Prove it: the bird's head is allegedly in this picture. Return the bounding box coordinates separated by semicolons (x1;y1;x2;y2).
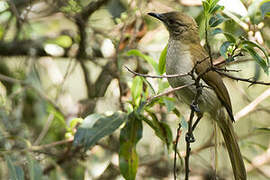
148;12;199;40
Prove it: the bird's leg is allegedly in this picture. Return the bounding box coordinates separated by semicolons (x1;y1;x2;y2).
192;112;203;131
186;101;201;143
190;100;200;113
185;132;195;143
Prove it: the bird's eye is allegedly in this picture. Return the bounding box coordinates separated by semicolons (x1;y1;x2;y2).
175;21;186;27
167;19;174;25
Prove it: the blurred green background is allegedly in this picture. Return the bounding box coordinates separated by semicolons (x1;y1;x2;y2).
0;0;270;179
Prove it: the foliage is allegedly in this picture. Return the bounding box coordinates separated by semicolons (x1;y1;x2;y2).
73;112;127;150
0;0;269;179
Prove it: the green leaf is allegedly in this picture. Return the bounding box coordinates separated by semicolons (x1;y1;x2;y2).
180;117;188;130
61;0;81;13
69;117;83;129
211;28;236;43
47;104;66;127
223;32;237;43
254;127;270;133
126;49;159;73
209;14;226;27
211;28;223;35
27;156;43;180
5;155;25;180
55;35;72;48
209;4;224;14
246;141;268;151
158;79;170;93
73;112;127;150
220;41;232;57
162;97;175;112
241;40;269;65
202;1;210;13
158;45;167;75
243;46;269;74
209;0;219;7
47;35;73;48
119;112;142;180
260;1;270;18
131;76;143;106
119;142;139;180
142;78;156;95
172;108;181;117
142;112;172;149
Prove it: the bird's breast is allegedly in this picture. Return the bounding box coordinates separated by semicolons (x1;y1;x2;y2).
166;40;194;86
166;40;193;75
166;39;221;113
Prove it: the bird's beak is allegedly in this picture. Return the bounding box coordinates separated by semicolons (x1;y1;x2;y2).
148;12;165;22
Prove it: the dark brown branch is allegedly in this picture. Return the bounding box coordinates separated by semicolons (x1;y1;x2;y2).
215;70;270;85
76;0;110;21
0;41;47;56
74;0;110;98
184;68;203;180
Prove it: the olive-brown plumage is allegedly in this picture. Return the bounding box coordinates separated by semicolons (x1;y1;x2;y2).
148;12;246;180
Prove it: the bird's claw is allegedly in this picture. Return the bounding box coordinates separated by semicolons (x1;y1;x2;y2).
190;102;200;112
185;133;195;143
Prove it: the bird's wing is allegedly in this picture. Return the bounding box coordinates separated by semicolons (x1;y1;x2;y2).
191;44;235;122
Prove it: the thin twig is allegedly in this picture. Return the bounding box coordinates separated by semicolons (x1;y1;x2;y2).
246;148;270;177
125;66;189;78
33;113;55;146
174;123;182;180
213;67;241;72
147;83;195;103
216;70;270;85
31;138;73;151
235;87;270;121
0;73;65;116
0;74;24;84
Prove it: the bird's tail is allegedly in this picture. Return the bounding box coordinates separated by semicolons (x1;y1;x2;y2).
216;111;246;180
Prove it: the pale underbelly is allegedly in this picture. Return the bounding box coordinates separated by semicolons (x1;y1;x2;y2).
167;73;221;114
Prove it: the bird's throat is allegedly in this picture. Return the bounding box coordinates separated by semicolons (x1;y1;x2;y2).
166;39;194;76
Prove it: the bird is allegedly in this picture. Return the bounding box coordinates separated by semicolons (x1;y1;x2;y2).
148;11;246;180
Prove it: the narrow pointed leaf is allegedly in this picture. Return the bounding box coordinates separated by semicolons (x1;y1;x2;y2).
243;46;269;74
203;1;210;13
220;41;232;57
119;112;142;180
241;40;269;64
27;156;43;180
209;14;226;27
5;155;24;180
126;49;159;73
145;112;173;149
162;97;175;112
223;32;236;43
211;28;223;35
210;4;224;14
73;112;127;150
131;76;143;105
158;45;167;75
260;1;270;18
